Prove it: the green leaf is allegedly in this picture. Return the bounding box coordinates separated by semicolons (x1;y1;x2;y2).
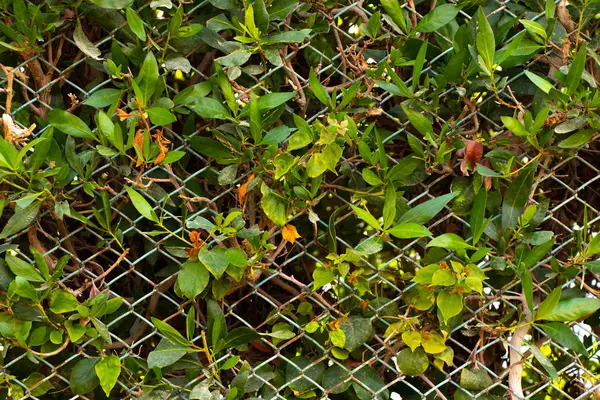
95;355;121;397
501;116;529;137
415;4;458;33
126;8;146;41
535;287;562;321
198;247;229;279
148;338;188;368
396;348;428;376
225;247;248;267
90;0;133;8
193;97;230;119
24;372;54;396
49;290;79;313
65;320;87;342
412;41;427;92
401;104;437;147
147;107;176;126
355;236;383;256
558;129;595;148
261;125;291;145
261;184;287;227
521;238;554;269
329;329;346;348
254;92;296;110
13;276;38;300
70;358;100;394
476;7;495;69
387;223;431;239
309;68;332;109
189;137;235;162
539;322;588;356
288;121;311;150
427;233;474;251
125;186;159;222
402;331;421;351
151;317;191;346
220;355;240;369
542;298;600;322
313;267;335;291
383;184;396;230
207;299;227;346
350;205;381;230
432;269;456;286
254;0;269;31
398;192;457;224
73;20;102;60
525;70;554;93
286;356;325;392
263;29;311;44
269;0;298;21
518;264;534;312
381;0;407;33
177;260;210;299
186;307;195;341
460;367;493;390
5;254;44;282
470;189;487;244
565;43;586;95
48;109;96;140
587;232;600;257
502;164;535;230
528;342;559;381
362;168;383;186
249;93;262;143
421;331;446;354
340;317;373;352
353;366;389;400
498;31;526;64
413;263;440;285
85;89;122;108
216;49;252;67
323;364;352;394
437;291;463;321
135;52;159;105
217;327;258;352
519;20;547;42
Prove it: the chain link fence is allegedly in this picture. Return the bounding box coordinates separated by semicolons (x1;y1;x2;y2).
1;0;600;398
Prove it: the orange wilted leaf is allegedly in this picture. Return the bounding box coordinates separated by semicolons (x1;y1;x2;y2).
328;319;341;330
133;129;145;167
152;129;170;165
238;173;255;204
282;224;301;243
460;139;483;176
116;108;136;121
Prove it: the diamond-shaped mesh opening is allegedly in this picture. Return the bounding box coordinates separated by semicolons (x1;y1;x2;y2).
2;0;600;398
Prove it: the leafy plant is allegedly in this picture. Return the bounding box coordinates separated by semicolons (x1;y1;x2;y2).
1;0;600;398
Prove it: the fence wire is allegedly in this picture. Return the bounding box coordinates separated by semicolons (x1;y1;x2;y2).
1;0;600;399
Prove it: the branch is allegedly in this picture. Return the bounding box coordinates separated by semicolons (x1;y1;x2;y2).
508;293;532;400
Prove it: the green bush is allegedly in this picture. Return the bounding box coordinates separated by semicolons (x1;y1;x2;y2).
1;0;600;398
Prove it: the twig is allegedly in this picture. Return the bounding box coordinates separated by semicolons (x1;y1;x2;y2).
421;375;448;400
27;337;71;357
74;249;130;296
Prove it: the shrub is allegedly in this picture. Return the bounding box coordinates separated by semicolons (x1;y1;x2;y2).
1;0;600;398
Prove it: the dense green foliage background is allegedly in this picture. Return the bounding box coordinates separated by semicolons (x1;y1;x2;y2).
1;0;600;398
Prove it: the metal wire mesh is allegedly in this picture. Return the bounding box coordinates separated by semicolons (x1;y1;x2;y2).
1;0;600;399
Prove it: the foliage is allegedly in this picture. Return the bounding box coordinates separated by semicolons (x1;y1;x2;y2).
1;0;600;398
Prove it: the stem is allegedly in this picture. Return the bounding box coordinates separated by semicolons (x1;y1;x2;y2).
575;3;586;50
508;293;532;400
161;32;171;64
